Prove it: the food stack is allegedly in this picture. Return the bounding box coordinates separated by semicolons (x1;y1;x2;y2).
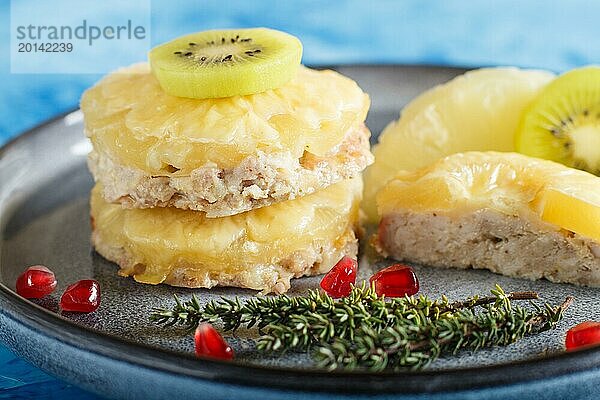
82;28;373;293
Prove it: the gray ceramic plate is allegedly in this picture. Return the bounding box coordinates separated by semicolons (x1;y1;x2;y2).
1;66;599;400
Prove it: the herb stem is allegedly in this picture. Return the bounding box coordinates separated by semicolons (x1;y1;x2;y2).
447;290;539;310
150;285;573;371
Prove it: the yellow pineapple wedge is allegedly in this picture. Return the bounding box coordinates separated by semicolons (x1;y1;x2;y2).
364;68;554;222
90;177;362;294
376;152;600;286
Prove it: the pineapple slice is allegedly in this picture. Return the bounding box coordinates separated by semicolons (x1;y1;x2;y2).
377;151;600;242
91;177;362;291
364;68;554;222
538;187;600;243
81;63;369;175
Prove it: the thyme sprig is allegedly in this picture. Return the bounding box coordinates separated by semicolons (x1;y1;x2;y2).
150;284;572;371
314;295;573;371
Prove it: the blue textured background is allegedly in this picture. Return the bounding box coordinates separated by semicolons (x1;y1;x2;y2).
1;0;599;398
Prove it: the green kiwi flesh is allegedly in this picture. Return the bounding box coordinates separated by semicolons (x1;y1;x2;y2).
149;28;302;99
516;66;600;174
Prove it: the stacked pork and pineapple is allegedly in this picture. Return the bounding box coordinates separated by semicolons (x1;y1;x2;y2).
83;27;600;291
83;29;372;293
367;67;600;287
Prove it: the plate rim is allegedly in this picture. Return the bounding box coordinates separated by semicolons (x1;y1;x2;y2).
3;280;600;395
1;67;600;395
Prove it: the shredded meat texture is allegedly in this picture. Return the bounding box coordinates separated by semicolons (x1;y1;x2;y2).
88;124;372;217
377;209;600;287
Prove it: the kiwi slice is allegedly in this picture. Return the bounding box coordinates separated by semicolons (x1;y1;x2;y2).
515;66;600;174
149;28;302;99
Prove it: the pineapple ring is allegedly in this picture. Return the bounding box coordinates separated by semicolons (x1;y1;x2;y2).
363;68;554;222
90;178;362;293
377;151;600;243
81;63;369;175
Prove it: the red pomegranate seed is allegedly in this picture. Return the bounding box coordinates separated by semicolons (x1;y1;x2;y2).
369;263;419;297
195;323;234;360
60;280;101;313
565;321;600;350
16;265;57;299
320;256;357;298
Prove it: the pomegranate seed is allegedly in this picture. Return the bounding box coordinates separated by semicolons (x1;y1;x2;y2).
16;265;57;299
320;256;357;298
565;321;600;350
60;280;101;313
195;323;234;360
369;263;419;297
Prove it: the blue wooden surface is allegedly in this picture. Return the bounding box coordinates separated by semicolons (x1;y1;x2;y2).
1;0;599;398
